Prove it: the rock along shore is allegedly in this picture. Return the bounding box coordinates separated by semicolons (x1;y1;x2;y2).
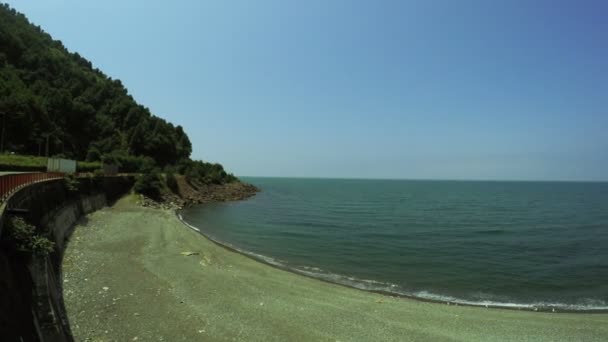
139;177;259;210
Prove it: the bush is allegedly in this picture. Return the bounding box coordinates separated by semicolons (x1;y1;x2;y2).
225;173;237;183
64;174;80;192
134;170;163;200
77;160;102;172
30;236;55;255
102;152;155;173
166;172;178;194
7;217;35;250
6;217;55;255
179;159;237;185
163;164;177;174
85;146;102;162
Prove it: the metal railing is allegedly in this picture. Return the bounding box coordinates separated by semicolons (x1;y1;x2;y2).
0;172;65;202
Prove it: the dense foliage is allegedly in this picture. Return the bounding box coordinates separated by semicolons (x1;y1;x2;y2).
6;216;55;255
0;4;191;166
178;159;237;185
134;170;164;200
0;4;240;189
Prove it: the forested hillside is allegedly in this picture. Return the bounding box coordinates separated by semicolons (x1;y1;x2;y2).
0;4;243;189
0;3;190;166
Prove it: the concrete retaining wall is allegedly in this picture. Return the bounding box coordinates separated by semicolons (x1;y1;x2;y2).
0;176;134;342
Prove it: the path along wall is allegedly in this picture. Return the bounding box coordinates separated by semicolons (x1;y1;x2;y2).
0;176;134;342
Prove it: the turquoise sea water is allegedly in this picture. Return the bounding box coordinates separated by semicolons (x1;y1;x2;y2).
180;178;608;311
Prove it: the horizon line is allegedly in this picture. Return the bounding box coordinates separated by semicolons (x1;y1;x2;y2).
238;175;608;183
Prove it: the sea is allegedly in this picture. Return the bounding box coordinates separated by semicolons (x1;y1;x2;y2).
179;177;608;312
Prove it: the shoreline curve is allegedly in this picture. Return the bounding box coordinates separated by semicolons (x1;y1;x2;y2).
175;211;608;314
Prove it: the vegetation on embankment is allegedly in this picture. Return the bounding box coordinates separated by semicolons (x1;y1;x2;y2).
134;168;258;208
0;153;100;172
0;151;257;208
4;216;54;255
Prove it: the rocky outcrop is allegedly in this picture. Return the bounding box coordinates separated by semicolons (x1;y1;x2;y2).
175;176;259;206
137;176;259;210
138;175;259;210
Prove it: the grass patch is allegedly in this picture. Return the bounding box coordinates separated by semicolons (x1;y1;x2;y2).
76;160;102;172
0;154;47;171
0;154;101;172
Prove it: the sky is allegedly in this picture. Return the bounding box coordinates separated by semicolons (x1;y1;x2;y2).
7;0;608;181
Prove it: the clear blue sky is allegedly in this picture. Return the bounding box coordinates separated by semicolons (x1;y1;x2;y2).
8;0;608;181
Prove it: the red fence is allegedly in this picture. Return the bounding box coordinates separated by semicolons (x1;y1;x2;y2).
0;172;65;202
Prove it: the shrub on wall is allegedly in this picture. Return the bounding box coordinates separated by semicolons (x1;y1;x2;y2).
64;175;80;193
6;217;55;255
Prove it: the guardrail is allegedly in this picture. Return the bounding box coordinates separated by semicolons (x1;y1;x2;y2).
0;172;65;202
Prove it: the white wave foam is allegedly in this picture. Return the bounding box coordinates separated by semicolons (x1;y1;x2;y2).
177;213;200;232
413;291;608;311
292;267;400;293
286;268;608;311
238;249;286;267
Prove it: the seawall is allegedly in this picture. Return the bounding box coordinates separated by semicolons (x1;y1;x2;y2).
0;176;134;342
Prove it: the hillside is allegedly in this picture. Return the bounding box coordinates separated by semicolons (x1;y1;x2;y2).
0;4;191;166
0;4;249;194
